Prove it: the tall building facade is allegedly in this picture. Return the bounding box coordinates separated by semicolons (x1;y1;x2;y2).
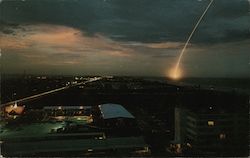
174;105;248;156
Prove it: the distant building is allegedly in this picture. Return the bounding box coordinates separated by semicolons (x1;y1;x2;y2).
172;105;248;156
4;103;25;115
43;106;91;116
1;104;150;157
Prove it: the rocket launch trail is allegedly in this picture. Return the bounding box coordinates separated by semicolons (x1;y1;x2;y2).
170;0;214;79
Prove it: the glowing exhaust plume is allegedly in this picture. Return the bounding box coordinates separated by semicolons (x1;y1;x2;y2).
170;0;214;80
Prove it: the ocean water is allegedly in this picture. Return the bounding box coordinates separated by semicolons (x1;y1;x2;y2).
184;78;250;94
145;77;250;95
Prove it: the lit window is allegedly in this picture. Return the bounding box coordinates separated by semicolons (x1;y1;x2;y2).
186;143;192;148
219;133;226;139
87;149;93;152
208;121;214;126
176;144;182;154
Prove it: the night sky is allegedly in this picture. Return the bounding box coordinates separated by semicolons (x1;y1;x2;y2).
0;0;250;77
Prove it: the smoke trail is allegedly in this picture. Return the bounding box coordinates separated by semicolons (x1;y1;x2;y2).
172;0;214;79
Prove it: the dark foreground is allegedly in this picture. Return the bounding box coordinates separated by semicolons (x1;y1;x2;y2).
0;75;249;157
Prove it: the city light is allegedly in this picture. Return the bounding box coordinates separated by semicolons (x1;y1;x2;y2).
208;121;215;126
219;133;226;139
87;149;93;152
14;102;17;108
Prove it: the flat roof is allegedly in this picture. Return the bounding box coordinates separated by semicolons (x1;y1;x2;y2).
99;104;135;119
2;136;148;156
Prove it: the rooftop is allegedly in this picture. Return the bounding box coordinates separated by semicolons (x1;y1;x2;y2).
99;103;135;119
2;136;148;156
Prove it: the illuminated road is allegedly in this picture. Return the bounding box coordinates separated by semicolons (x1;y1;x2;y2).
0;77;102;107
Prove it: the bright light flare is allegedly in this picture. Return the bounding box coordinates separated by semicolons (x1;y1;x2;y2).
169;67;182;80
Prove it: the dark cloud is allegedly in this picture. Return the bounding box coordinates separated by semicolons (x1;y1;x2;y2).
1;0;249;43
151;54;176;58
0;0;249;77
48;52;83;60
1;28;14;34
0;20;19;34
